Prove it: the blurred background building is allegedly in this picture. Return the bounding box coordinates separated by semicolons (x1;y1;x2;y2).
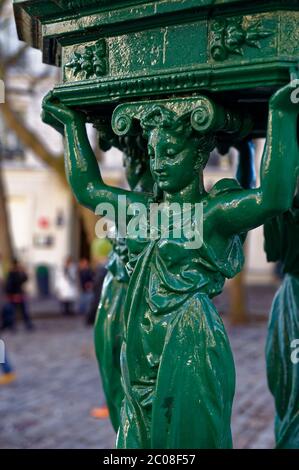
0;0;282;450
0;1;274;298
0;0;126;294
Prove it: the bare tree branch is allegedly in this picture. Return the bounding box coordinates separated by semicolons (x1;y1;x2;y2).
0;98;66;182
29;70;53;90
0;0;99;255
4;44;28;68
0;0;7;17
0;155;15;265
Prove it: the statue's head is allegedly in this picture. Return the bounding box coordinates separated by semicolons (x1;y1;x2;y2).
140;106;215;194
111;95;247;195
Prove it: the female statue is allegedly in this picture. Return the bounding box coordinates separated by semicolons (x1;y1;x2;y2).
41;110;154;432
94;134;153;432
42;77;299;449
264;184;299;448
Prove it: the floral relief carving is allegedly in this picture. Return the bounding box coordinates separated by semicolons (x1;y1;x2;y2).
210;17;274;61
65;39;108;80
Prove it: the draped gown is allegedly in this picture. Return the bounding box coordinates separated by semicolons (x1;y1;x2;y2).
265;204;299;448
94;238;128;432
117;179;245;449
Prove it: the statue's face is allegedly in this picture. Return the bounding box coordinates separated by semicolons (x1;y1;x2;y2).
148;127;198;193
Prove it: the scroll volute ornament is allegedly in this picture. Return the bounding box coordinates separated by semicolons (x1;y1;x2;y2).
112;95;252;140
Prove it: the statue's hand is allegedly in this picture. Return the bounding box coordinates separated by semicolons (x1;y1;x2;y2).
41;91;85;127
270;67;299;112
41;95;64;136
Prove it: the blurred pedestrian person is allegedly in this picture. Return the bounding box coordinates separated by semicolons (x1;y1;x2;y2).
0;303;15;331
55;256;78;316
0;258;14;332
86;258;107;325
4;259;34;331
0;254;4;284
78;258;94;316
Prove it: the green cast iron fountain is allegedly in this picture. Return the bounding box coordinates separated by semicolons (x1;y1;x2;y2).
13;0;299;448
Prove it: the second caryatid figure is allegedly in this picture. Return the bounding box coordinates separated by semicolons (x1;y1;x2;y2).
93;130;153;432
264;180;299;449
42;76;299;449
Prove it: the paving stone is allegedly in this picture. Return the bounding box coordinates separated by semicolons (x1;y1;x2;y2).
0;310;277;449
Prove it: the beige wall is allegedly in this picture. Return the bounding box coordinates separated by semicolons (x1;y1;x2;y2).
4;166;73;294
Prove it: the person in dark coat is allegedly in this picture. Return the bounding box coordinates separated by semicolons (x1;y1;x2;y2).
85;261;107;325
4;259;34;331
78;258;94;316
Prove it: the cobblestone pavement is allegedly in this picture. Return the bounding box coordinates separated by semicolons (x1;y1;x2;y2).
228;323;275;449
0;291;276;449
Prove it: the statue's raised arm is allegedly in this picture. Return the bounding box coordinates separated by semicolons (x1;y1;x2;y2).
208;75;299;235
42;92;150;217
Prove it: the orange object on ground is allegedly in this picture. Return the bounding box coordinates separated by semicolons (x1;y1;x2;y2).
90;406;109;419
0;372;17;385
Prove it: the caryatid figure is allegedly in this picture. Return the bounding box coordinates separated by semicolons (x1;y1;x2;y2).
265;182;299;449
42;76;299;448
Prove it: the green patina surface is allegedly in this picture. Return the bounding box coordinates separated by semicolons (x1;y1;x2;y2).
13;0;299;449
40;84;299;448
13;1;299;111
264;197;299;449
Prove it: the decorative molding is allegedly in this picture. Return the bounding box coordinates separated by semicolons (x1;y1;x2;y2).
98;72;208;100
65;39;108;80
210;17;274;61
56;63;289;107
54;0;103;8
111;96;248;138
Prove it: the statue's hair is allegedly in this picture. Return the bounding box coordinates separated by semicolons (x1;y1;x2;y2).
94;116;149;177
140;105;216;169
118;135;149;177
141;106;189;136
